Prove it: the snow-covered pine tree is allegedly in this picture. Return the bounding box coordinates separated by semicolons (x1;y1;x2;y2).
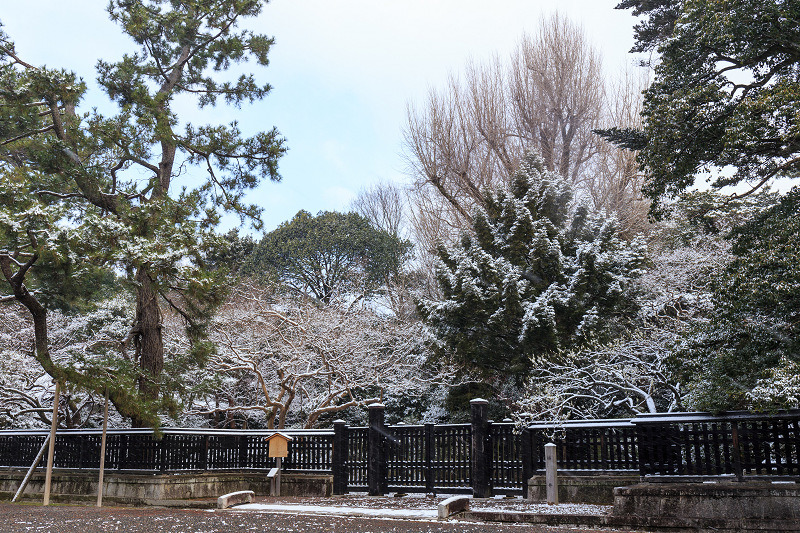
420;151;646;386
0;2;285;427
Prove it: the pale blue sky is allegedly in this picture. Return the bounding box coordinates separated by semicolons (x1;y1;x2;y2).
1;0;640;233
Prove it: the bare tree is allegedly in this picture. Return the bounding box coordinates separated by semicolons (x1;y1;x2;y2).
403;13;613;263
194;283;449;428
588;68;651;237
351;181;407;239
518;332;685;422
508;14;605;186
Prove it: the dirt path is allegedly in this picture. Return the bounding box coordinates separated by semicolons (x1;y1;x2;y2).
0;503;638;533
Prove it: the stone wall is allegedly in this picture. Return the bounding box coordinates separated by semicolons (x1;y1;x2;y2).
611;481;800;532
0;469;332;504
527;472;640;504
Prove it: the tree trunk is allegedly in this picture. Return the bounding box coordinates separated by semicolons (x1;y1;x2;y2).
132;267;164;427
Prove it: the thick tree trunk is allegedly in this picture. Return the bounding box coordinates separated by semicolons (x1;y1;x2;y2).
133;267;164;427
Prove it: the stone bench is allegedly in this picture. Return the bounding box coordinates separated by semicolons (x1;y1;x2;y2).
217;490;254;509
438;495;470;519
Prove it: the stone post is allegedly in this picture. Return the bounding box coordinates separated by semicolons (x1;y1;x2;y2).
545;442;558;505
470;398;490;498
368;404;386;496
332;420;348;495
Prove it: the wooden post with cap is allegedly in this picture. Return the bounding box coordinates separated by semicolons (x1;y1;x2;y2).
265;432;292;497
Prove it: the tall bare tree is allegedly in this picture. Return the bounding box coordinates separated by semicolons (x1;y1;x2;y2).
588;68;651;238
351;181;407;239
508;14;605;186
403;13;609;257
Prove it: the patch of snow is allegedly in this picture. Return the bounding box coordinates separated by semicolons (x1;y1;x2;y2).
232;503;439;520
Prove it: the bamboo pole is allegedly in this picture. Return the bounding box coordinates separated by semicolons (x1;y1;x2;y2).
96;388;110;507
12;435;50;503
43;380;61;506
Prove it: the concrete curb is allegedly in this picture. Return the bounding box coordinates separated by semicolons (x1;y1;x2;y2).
460;511;800;532
463;511;607;527
217;491;254;509
437;495;470;520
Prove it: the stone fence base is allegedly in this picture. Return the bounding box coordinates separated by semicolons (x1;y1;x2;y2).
527;471;640;504
611;481;800;532
0;469;332;505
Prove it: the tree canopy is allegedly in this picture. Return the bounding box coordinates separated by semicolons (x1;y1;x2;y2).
245;210;412;303
0;0;285;427
420;152;646;386
674;187;800;411
615;0;682;53
610;0;800;215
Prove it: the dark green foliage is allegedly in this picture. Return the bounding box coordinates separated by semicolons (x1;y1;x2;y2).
615;0;683;53
204;229;257;273
421;152;647;385
628;0;800;216
245;210;412;303
594;127;647;152
674;188;800;410
0;1;286;427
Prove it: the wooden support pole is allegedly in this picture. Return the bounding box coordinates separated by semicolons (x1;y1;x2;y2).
545;442;558;505
43;380;61;506
275;457;282;497
12;435;50;502
96;388;110;507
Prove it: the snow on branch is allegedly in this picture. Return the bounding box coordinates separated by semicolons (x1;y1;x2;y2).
191;282;452;429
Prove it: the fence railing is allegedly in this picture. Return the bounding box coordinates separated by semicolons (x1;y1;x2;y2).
3;408;798;496
335;401;524;496
635;411;800;481
528;419;638;472
0;428;333;472
381;423;473;494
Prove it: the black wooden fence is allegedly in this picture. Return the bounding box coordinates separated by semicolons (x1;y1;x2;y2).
528;419;639;473
635;411;800;481
2;408;798;496
0;428;333;472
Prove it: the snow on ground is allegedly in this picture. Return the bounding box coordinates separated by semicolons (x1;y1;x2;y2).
231;494;611;518
234;503;439;520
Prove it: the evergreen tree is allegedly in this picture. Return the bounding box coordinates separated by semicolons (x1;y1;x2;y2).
421;152;646;386
612;0;800;216
0;1;285;427
245;210;412;303
675;187;800;411
615;0;683;53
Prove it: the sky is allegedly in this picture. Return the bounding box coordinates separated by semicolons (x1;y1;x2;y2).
0;0;642;234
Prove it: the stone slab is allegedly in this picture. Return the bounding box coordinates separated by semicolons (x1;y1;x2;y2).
437;495;470;519
217;490;254;509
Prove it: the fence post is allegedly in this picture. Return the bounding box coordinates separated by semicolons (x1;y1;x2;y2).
425;423;434;494
159;434;168;472
368;404;386;496
470;398;490;498
545;442;558;505
521;427;533;499
202;436;210;471
333;420;348;495
731;421;743;481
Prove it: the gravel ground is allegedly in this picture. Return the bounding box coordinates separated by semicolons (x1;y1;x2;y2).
0;503;639;533
250;494;612;515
